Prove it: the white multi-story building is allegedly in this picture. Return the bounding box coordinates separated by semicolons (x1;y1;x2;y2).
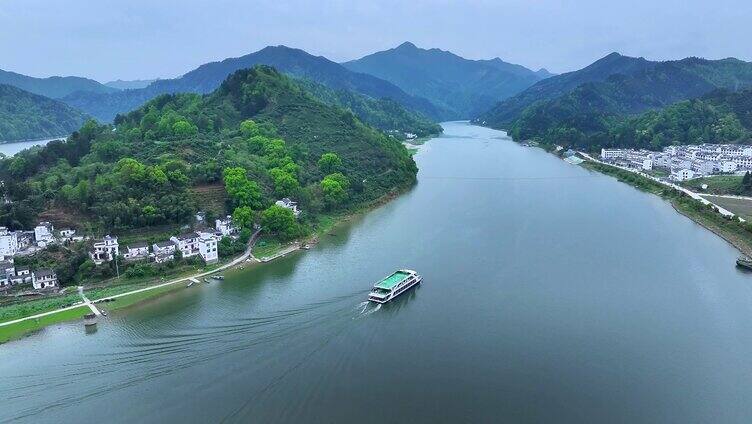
32;269;58;290
670;169;696;181
171;233;200;258
34;222;54;247
90;235;119;265
198;234;218;264
0;227;18;257
721;161;738;173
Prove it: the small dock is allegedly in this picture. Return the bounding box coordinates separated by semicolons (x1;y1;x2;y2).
187;277;200;287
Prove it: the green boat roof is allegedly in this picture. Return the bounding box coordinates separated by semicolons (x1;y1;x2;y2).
375;271;410;290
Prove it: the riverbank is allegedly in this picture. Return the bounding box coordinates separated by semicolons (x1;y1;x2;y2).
0;181;417;343
582;160;752;258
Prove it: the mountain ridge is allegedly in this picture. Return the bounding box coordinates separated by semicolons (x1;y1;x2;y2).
342;41;547;118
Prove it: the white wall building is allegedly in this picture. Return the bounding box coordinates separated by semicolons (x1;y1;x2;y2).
170;233;200;258
123;242;149;261
198;234;218;264
32;269;58;290
216;216;238;237
0;227;18;257
275;198;301;218
670;169;696;181
90;235;119;265
721;161;738;173
34;222;54;247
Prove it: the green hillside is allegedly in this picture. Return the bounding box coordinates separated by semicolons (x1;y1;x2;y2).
482;54;752;150
0;66;417;232
0;84;88;142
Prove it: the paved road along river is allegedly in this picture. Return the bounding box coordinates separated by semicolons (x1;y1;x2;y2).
3;122;752;423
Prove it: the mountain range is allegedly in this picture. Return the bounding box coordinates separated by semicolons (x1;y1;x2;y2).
60;46;447;123
479;53;752;150
0;68;117;99
0;84;88;142
343;42;550;118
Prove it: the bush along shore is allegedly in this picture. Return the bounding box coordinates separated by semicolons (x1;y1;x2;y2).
582;161;752;258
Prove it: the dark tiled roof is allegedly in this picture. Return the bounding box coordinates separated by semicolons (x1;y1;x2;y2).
128;242;148;249
154;241;175;248
35;269;56;278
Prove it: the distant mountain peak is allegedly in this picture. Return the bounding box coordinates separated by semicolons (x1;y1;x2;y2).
396;41;418;50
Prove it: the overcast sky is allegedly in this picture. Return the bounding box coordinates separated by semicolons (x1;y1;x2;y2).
2;0;751;82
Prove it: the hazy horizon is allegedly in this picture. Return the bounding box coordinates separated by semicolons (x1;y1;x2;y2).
2;0;752;82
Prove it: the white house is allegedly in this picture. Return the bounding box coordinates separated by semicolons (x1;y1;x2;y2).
216;216;238;237
275;198;301;218
11;266;32;285
90;235;119;265
151;241;176;263
0;227;18;257
34;222;54;247
670;169;696;182
198;234;219;264
58;229;79;243
170;233;200;258
123;242;149;262
721;161;738;173
32;269;58;290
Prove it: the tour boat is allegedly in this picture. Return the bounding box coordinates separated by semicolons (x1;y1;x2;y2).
737;256;752;270
368;269;422;303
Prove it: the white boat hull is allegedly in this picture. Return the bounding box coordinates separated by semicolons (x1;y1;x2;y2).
368;275;422;303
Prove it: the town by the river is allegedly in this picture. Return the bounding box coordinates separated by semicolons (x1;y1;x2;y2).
3;122;752;423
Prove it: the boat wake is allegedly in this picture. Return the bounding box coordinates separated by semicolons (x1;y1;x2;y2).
354;301;380;318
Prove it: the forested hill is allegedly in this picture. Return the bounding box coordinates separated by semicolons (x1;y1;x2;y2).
0;66;417;232
61;46;446;123
542;88;752;151
343;42;547;119
0;68;117;99
477;52;655;126
478;53;752;151
0;84;88;142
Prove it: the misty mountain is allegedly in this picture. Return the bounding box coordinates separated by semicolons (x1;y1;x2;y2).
61;46;446;122
0;68;117;99
0;84;88;142
342;42;547;118
105;79;157;90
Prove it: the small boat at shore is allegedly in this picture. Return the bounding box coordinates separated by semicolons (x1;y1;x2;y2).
213;275;225;280
737;256;752;270
368;269;422;304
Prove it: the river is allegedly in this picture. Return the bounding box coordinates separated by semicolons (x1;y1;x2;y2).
3;122;752;423
0;136;65;157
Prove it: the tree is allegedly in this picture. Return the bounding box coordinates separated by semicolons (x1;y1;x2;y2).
269;168;300;197
232;206;254;229
172;120;198;137
260;205;299;240
223;167;262;209
321;172;350;208
318;152;342;174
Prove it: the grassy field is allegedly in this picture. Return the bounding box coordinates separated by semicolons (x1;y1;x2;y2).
0;293;83;323
702;195;752;221
0;305;91;344
252;238;285;258
682;175;743;195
